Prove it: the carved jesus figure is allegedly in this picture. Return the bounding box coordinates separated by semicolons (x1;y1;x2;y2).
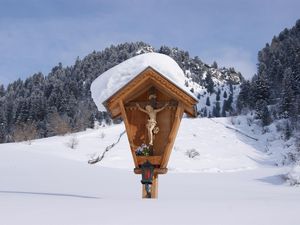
136;103;168;145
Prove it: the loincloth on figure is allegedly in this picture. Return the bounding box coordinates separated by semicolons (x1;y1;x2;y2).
146;119;159;134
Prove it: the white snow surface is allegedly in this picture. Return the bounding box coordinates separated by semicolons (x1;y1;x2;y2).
91;53;196;111
1;117;300;225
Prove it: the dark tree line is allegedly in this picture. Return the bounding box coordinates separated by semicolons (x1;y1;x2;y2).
237;19;300;127
0;42;242;143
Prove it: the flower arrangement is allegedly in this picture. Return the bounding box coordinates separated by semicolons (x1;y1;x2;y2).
135;143;151;156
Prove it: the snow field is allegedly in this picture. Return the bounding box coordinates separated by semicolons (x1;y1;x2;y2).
1;117;300;225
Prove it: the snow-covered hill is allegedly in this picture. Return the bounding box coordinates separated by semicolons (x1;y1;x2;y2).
137;45;243;117
0;42;243;144
1;117;300;225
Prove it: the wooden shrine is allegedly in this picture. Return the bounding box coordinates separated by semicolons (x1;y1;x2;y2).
102;66;198;198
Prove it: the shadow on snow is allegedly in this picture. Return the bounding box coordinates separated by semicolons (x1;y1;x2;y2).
0;190;100;199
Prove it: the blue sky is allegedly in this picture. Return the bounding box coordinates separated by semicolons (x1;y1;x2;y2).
0;0;299;84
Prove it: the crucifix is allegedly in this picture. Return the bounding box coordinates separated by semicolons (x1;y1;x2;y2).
136;97;168;146
126;87;177;148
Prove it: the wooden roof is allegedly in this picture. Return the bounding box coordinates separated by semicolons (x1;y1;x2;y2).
103;66;198;118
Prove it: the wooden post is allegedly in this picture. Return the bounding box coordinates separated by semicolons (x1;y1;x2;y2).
142;183;152;198
142;174;158;199
142;184;148;198
151;174;158;198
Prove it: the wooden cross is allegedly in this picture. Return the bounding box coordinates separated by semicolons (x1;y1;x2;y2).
125;87;178;110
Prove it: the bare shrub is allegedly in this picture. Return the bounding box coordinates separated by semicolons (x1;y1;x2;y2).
48;112;71;135
285;165;300;186
13;122;38;144
100;132;105;139
262;127;270;134
73;106;92;131
185;149;200;158
247;117;253;126
230;117;236;125
67;135;79;149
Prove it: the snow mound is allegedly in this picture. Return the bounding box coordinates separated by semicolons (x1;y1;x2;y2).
91;52;195;111
286;165;300;185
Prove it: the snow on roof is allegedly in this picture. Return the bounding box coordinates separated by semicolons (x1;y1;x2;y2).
91;52;196;111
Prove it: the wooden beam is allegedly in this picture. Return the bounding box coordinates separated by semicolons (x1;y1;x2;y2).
134;167;168;175
183;102;197;117
119;100;138;167
136;156;162;166
160;102;184;168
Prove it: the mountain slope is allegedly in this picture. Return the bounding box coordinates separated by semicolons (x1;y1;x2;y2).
0;42;243;143
236;19;300;163
237;19;300;121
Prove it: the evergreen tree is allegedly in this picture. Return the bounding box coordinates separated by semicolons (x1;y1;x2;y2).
227;93;233;112
221;102;227;117
237;81;251;112
216;89;221;101
253;74;270;104
206;97;211;106
284;121;292;140
213;102;221;117
280;68;295;118
205;71;214;94
212;61;218;69
0;84;5;97
0;106;7;143
255;99;272;126
261;105;272;126
203;107;208;117
208;111;212;118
